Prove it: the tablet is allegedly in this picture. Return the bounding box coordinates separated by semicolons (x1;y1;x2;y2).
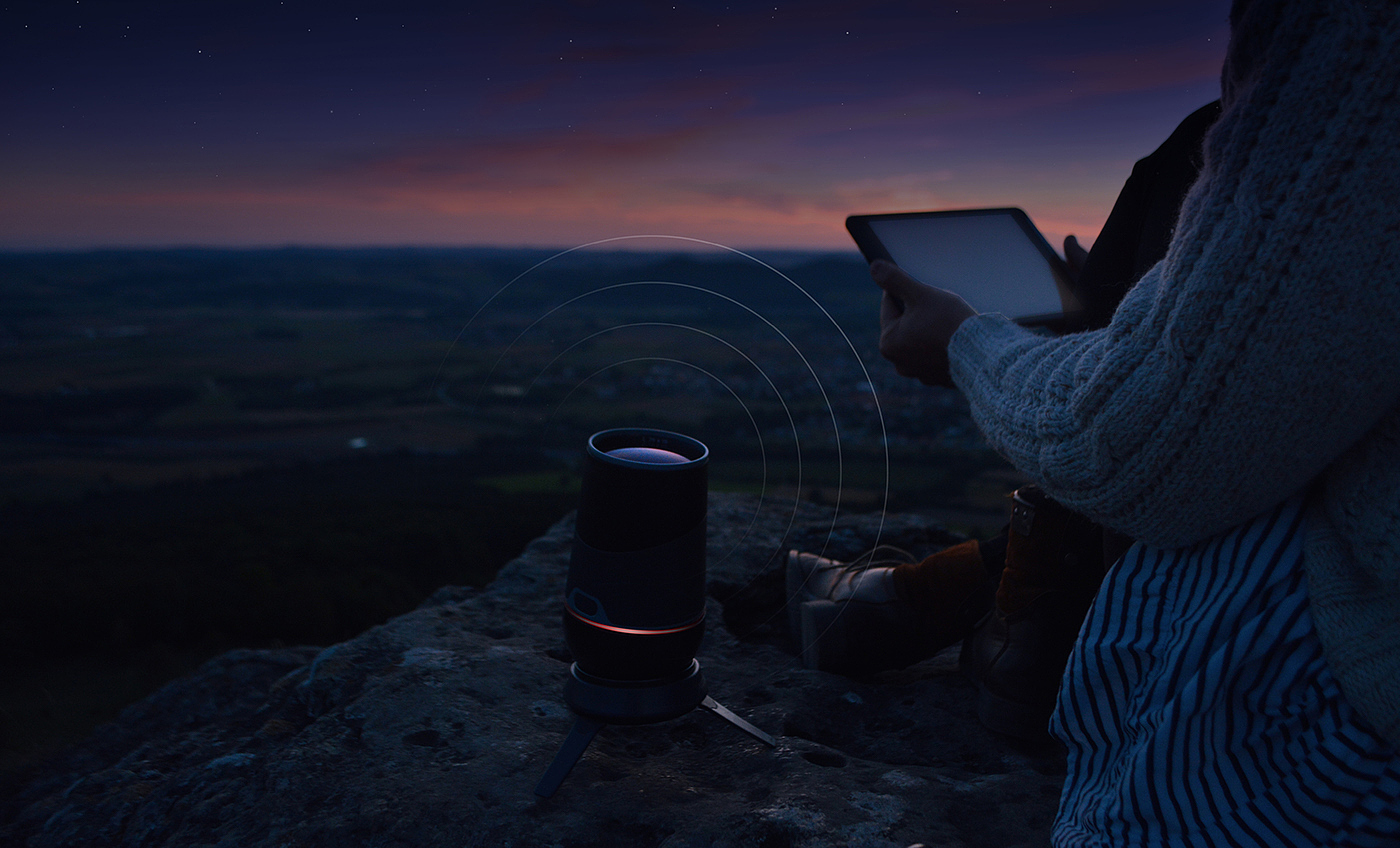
845;207;1083;329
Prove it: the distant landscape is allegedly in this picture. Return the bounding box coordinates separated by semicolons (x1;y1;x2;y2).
0;246;1022;784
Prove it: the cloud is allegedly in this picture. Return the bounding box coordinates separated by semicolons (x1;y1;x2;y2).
327;122;729;194
0;153;1121;252
0;0;1231;250
0;76;1145;252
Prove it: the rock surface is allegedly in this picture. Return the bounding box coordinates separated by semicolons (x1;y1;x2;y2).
1;493;1066;847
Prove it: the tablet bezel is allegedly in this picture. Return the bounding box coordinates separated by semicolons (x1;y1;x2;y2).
845;207;1086;332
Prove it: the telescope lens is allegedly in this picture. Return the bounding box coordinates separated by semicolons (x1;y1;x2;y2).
605;446;689;464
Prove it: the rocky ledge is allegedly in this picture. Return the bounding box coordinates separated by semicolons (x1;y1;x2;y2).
1;493;1065;847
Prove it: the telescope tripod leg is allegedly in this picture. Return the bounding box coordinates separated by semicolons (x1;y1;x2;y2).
534;716;605;798
700;696;777;747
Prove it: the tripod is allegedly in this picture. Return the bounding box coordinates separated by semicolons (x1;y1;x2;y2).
534;660;776;798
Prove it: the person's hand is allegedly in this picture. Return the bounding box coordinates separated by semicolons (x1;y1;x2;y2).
873;259;977;388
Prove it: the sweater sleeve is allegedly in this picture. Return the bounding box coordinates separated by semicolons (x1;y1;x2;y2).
947;0;1400;548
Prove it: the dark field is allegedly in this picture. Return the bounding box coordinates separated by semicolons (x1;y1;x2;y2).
0;247;1021;787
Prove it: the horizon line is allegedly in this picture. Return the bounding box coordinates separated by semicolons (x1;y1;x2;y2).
0;242;866;257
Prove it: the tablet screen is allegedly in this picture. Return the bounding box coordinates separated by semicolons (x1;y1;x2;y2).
846;208;1079;326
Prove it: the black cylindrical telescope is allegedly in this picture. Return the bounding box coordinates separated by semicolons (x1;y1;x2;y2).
564;428;709;681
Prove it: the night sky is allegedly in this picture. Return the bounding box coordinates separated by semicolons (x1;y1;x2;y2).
2;1;1231;252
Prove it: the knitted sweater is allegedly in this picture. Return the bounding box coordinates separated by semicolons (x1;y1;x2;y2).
947;0;1400;747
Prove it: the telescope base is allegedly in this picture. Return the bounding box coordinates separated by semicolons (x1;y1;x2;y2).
534;661;776;798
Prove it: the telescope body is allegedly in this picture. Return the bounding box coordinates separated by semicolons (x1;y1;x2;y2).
564;429;709;682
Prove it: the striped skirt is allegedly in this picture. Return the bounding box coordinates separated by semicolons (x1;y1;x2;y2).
1050;493;1400;846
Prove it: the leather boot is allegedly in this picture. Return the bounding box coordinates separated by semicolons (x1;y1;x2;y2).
959;485;1107;741
787;542;992;676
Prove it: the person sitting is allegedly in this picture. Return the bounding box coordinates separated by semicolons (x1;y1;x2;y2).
795;0;1400;842
790;101;1221;742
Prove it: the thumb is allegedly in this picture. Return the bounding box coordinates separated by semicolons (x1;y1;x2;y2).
870;260;923;301
1063;234;1088;269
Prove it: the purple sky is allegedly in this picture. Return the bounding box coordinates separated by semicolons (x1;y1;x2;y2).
1;0;1231;252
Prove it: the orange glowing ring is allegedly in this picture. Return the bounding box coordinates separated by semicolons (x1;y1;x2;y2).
566;605;704;636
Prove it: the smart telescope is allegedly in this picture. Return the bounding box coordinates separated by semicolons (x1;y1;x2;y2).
535;428;775;798
564;428;709;681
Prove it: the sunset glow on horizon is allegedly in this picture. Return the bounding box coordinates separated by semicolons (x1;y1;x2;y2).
2;1;1232;254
